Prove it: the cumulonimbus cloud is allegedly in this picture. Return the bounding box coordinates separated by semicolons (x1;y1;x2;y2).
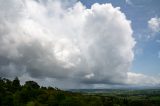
0;0;159;88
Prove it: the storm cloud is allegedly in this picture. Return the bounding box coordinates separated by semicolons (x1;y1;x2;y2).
0;0;159;88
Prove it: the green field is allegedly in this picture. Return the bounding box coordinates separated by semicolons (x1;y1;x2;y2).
70;89;160;106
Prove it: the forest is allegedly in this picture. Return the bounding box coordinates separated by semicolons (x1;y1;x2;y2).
0;77;160;106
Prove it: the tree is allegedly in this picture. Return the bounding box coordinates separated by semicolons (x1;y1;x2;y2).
12;77;20;92
24;81;40;89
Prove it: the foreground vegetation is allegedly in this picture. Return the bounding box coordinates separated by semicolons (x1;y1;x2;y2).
0;77;160;106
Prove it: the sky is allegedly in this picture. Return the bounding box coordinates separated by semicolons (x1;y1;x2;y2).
0;0;160;89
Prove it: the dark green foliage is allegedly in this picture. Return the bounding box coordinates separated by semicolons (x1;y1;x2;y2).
12;77;21;92
0;77;160;106
24;81;40;89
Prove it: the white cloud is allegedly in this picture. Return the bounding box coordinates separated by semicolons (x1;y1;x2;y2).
148;17;160;33
127;72;160;86
0;0;159;88
125;0;133;5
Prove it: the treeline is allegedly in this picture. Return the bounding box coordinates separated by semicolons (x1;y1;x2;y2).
0;77;103;106
0;77;160;106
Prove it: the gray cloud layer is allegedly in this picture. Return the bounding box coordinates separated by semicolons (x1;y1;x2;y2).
0;0;159;88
